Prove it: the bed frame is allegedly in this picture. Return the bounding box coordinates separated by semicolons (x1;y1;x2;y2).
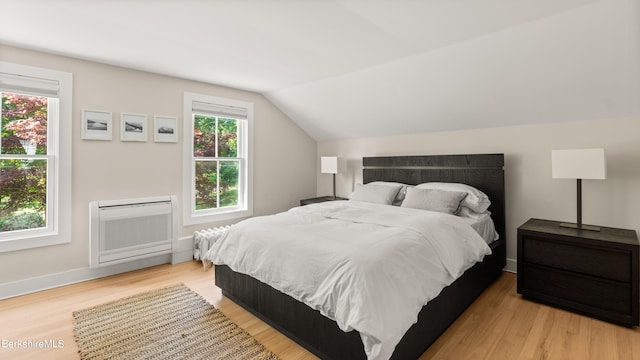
215;154;506;359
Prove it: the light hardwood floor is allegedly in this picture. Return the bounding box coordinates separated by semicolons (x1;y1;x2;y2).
0;261;638;359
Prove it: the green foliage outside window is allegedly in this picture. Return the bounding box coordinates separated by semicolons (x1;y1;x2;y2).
1;93;48;232
193;115;239;210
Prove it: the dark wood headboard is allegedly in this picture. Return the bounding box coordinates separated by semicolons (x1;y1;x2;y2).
362;154;506;251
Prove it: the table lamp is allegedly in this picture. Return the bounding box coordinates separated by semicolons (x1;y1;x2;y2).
551;148;606;231
321;156;338;199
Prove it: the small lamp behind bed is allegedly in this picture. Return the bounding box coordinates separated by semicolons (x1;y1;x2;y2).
321;156;339;199
551;148;606;231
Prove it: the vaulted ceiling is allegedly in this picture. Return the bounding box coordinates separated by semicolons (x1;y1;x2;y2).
1;0;638;141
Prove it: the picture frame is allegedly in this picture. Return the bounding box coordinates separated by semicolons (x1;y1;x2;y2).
82;110;112;140
154;116;178;143
120;113;148;142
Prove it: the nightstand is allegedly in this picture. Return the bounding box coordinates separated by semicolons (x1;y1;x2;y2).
517;218;639;327
300;196;347;206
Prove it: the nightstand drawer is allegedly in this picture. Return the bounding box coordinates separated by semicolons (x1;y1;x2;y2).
522;236;631;282
523;265;631;315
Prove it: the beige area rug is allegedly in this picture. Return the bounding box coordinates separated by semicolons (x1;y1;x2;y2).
73;284;279;360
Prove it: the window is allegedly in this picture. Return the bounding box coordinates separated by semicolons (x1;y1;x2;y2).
0;62;72;252
183;92;253;224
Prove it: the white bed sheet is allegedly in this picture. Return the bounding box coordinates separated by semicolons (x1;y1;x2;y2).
462;212;499;244
204;200;491;360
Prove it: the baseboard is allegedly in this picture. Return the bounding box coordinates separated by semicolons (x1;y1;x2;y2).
172;235;195;263
504;257;517;273
0;235;194;300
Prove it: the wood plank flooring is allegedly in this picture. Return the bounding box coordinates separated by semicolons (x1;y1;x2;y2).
0;260;638;359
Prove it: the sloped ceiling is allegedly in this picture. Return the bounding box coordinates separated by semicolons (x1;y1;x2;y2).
1;0;638;141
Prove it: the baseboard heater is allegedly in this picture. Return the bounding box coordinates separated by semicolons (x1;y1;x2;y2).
89;196;178;268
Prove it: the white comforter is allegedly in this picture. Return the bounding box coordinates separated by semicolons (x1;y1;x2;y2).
204;200;491;360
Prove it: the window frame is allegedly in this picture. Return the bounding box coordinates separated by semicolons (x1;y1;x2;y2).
182;92;253;225
0;62;72;252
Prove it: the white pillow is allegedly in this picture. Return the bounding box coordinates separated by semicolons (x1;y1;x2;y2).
368;181;409;206
415;182;491;213
349;183;401;205
401;187;468;215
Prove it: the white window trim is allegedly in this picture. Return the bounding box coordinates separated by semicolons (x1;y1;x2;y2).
0;62;72;252
182;92;253;225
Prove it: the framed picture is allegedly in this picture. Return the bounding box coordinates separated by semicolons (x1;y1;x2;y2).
120;113;147;142
82;110;112;140
154;116;178;143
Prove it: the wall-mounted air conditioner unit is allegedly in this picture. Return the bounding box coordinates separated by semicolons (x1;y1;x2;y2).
89;196;177;268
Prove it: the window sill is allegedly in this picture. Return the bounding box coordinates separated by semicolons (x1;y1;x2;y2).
184;208;253;226
0;232;70;253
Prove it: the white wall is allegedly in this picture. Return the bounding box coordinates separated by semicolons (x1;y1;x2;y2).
317;117;640;271
0;45;317;285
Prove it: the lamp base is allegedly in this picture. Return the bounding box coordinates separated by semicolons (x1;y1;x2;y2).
332;173;336;200
559;222;601;232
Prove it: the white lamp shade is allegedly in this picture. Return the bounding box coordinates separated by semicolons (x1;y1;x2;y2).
321;156;338;174
552;148;606;180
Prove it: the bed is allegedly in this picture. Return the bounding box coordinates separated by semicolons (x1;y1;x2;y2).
210;154;506;359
